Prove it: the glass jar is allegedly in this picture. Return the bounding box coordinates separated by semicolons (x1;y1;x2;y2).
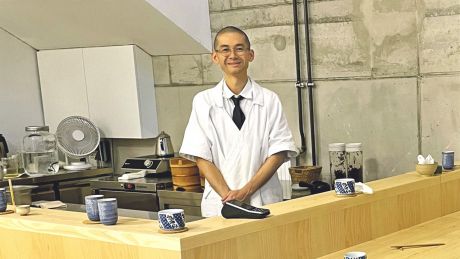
329;143;347;186
22;126;58;174
346;143;363;182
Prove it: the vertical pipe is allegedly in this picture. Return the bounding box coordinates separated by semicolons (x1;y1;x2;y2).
292;0;307;155
303;0;317;166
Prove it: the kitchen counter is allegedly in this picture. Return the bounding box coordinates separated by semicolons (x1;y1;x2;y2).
0;167;113;186
0;166;459;259
0;168;113;204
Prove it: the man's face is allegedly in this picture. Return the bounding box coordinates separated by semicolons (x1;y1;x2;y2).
212;32;254;77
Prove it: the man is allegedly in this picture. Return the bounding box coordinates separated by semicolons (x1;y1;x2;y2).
180;26;297;217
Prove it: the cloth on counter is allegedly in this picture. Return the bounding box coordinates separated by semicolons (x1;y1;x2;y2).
32;200;67;209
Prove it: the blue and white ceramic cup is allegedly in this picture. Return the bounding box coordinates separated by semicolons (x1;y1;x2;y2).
442;151;454;170
97;198;118;225
335;178;356;196
158;209;186;231
0;188;7;212
344;251;367;259
85;194;104;221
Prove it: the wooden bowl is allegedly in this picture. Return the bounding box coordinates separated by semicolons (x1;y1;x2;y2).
172;175;201;186
170;158;199;176
416;162;438;176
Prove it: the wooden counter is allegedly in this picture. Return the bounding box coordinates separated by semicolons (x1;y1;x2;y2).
319;210;460;258
1;167;459;259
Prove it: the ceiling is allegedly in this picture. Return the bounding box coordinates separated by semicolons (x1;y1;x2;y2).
0;0;212;55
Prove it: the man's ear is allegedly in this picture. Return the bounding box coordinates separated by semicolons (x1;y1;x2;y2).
248;49;255;62
211;52;219;64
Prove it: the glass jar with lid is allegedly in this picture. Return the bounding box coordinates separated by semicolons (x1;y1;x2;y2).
328;143;347;186
346;143;363;182
22;126;58;174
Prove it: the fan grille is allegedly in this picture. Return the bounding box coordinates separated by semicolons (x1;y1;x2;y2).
56;116;100;158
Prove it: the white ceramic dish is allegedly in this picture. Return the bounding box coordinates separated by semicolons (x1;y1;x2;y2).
64;162;92;171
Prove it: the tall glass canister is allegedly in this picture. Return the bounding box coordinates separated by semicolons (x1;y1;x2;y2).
346;143;363;182
22;126;58;174
329;143;347;187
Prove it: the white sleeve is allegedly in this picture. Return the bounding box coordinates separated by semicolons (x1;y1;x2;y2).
267;94;298;159
179;95;213;162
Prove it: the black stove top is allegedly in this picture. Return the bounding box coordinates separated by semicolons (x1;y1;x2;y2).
90;172;173;192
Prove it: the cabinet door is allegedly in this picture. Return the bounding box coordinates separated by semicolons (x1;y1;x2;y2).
37;49;90;133
83;45;156;138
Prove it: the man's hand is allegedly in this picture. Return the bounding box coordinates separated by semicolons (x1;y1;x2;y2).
222;186;251;203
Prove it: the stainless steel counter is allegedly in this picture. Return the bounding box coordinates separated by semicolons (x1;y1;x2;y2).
0;168;113;204
0;167;113;186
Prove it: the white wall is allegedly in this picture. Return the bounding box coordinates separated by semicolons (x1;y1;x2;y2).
0;28;43;154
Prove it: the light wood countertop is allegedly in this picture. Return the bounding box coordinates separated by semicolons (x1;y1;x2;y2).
0;166;459;258
319;210;460;258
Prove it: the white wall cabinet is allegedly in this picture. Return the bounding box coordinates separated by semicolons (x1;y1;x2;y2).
37;45;158;138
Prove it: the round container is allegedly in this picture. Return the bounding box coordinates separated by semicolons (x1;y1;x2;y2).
442;151;454;170
289;166;322;184
416;162;438;176
329;143;346;186
22;126;58;174
172;175;201;186
170;158;201;190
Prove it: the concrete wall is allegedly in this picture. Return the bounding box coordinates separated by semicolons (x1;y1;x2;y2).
114;0;460;183
0;28;43;154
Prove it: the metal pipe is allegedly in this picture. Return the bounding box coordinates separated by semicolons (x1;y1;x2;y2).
292;0;307;155
302;0;317;165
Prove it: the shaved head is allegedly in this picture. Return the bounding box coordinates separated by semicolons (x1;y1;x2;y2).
213;26;251;50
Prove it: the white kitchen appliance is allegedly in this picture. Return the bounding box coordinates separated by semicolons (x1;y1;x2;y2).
55;116;100;170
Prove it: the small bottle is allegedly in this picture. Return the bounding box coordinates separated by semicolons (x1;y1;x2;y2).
329;143;347;186
346;143;363;182
22;126;58;174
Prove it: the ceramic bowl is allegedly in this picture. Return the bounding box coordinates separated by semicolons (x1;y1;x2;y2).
16;205;30;216
416;162;438;176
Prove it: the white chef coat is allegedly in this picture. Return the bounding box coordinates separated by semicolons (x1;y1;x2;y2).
180;78;298;217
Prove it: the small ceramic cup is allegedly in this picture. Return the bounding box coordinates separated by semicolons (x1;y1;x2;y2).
335;178;357;196
97;198;118;225
85;194;104;221
344;251;367;259
158;209;186;231
16;205;30;216
0;188;7;212
442;151;454;170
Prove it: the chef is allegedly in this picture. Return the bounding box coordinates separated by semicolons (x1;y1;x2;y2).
180;26;298;217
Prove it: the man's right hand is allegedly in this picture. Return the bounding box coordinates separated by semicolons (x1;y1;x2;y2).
221;188;251;203
195;157;231;198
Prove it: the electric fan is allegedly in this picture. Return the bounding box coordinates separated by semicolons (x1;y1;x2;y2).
55;116;100;170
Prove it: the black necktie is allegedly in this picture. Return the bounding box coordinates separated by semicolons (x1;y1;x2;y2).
231;96;245;130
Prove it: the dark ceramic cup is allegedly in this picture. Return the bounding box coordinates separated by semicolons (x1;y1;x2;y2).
97;198;118;225
85;194;104;221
